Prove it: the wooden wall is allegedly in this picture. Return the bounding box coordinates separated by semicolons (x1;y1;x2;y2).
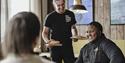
77;0;125;40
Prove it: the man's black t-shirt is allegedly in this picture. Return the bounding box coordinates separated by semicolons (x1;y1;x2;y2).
44;10;76;40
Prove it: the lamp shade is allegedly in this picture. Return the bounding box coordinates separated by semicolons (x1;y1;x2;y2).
69;0;88;13
70;5;87;10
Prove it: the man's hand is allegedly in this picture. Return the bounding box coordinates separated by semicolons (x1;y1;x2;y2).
71;36;88;42
72;38;78;42
45;39;62;48
71;36;78;42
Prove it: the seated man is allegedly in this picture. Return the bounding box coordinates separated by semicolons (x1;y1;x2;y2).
75;21;125;63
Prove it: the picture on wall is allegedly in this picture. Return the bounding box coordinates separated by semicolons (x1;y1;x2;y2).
111;0;125;24
67;0;93;25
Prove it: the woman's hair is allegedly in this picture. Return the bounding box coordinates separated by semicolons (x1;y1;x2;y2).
89;21;103;32
3;12;40;56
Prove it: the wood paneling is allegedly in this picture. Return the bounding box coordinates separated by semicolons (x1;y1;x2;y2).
116;25;124;39
124;25;125;39
96;0;125;40
111;25;117;39
103;0;110;38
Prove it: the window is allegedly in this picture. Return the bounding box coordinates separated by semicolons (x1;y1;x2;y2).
1;0;30;41
67;0;93;25
9;0;30;18
111;0;125;24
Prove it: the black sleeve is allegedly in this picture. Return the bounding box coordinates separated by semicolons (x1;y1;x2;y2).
70;11;76;25
75;48;84;63
68;11;76;25
101;40;125;63
43;14;52;28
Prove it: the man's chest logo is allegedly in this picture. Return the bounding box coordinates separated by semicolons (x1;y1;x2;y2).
65;15;71;22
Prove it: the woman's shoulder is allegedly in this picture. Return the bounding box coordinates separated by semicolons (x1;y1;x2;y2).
0;54;54;63
0;54;21;63
33;55;55;63
23;55;55;63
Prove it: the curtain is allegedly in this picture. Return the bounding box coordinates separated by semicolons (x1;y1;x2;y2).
1;0;8;42
0;0;9;60
0;0;1;60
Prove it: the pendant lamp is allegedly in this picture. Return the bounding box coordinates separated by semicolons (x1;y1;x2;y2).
70;0;88;13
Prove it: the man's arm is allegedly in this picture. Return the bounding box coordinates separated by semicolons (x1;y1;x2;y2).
42;26;62;47
71;25;78;42
71;25;78;36
42;26;50;44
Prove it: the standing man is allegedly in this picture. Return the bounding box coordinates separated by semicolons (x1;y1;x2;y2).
42;0;78;63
